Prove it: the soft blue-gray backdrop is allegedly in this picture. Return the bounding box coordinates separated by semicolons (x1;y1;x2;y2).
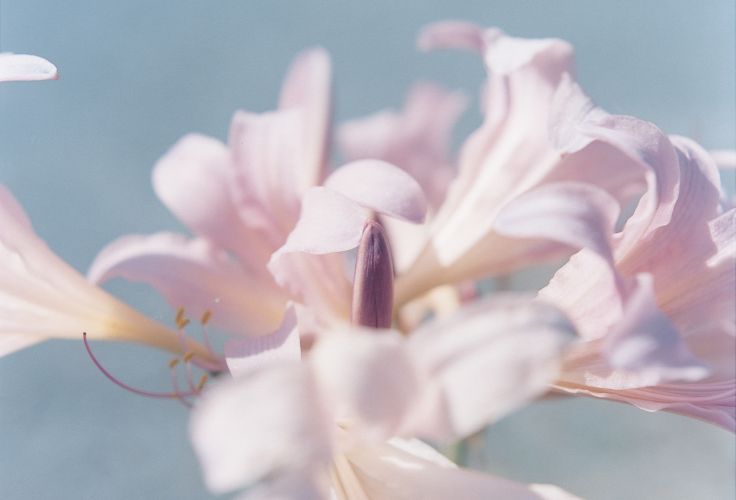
1;1;734;499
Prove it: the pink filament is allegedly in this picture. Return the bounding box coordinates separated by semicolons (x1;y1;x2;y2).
82;332;199;400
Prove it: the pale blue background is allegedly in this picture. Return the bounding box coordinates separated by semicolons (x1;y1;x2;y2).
0;1;734;499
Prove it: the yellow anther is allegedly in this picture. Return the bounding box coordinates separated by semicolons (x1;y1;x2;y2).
177;318;190;330
183;352;196;363
168;358;180;369
175;307;185;324
196;374;209;392
200;310;212;325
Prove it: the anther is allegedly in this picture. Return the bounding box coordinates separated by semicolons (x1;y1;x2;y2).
351;218;394;329
183;352;196;363
168;358;180;369
196;374;209;392
200;310;212;325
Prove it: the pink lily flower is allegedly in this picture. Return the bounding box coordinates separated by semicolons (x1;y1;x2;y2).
0;185;217;366
88;48;346;337
538;85;735;430
0;53;58;82
192;220;580;498
339;23;656;310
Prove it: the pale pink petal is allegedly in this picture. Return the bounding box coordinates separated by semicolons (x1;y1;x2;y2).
403;296;576;441
225;306;301;377
324;160;427;224
0;186;214;361
417;21;486;53
604;275;710;383
493;182;620;263
278;47;331;188
88;232;286;336
346;438;581;500
228;109;305;241
190;363;333;493
338;82;466;209
0;53;58;82
151;134;268;268
309;330;422;440
271;187;368;256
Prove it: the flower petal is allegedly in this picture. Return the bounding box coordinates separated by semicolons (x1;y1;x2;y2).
338;82;466;209
278;47;331;188
151;133;271;269
0;53;58;82
345;438;581;500
603;274;710;384
310;330;422;440
225;306;301;377
190;363;333;493
0;186;215;362
324;160;427;224
88;232;286;336
403;296;576;441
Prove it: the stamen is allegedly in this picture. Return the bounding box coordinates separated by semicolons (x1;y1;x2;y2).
351;219;394;329
196;374;209;392
169;360;193;408
200;310;212;325
82;332;200;400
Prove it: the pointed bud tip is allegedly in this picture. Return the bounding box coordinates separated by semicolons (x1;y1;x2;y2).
351;219;394;329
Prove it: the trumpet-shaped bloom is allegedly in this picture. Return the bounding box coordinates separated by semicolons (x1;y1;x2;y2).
340;23;655;307
0;53;58;82
539;104;735;430
0;185;216;365
88;48;345;336
191;296;580;499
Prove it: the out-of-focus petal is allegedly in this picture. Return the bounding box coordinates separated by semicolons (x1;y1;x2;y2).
403;296;576;441
338;82;466;209
0;53;58;82
417;21;486;53
225;306;301;377
310;330;422;440
324;160;427;224
88;232;286;336
345;438;582;500
0;186;216;362
710;149;736;169
190;363;333;494
279;47;331;189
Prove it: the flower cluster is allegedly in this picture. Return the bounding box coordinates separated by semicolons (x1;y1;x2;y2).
1;21;733;500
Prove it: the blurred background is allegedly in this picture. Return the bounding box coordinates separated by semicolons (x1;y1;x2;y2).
0;1;734;499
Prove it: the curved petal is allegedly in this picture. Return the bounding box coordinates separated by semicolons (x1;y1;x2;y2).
325;160;427;224
0;53;58;82
190;363;333;494
89;232;286;336
0;186;215;362
152;133;270;268
272;187;368;256
279;47;332;188
603;275;710;384
403;296;576;441
493;182;620;263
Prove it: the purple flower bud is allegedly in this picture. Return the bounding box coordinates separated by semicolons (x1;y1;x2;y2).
351;219;394;328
